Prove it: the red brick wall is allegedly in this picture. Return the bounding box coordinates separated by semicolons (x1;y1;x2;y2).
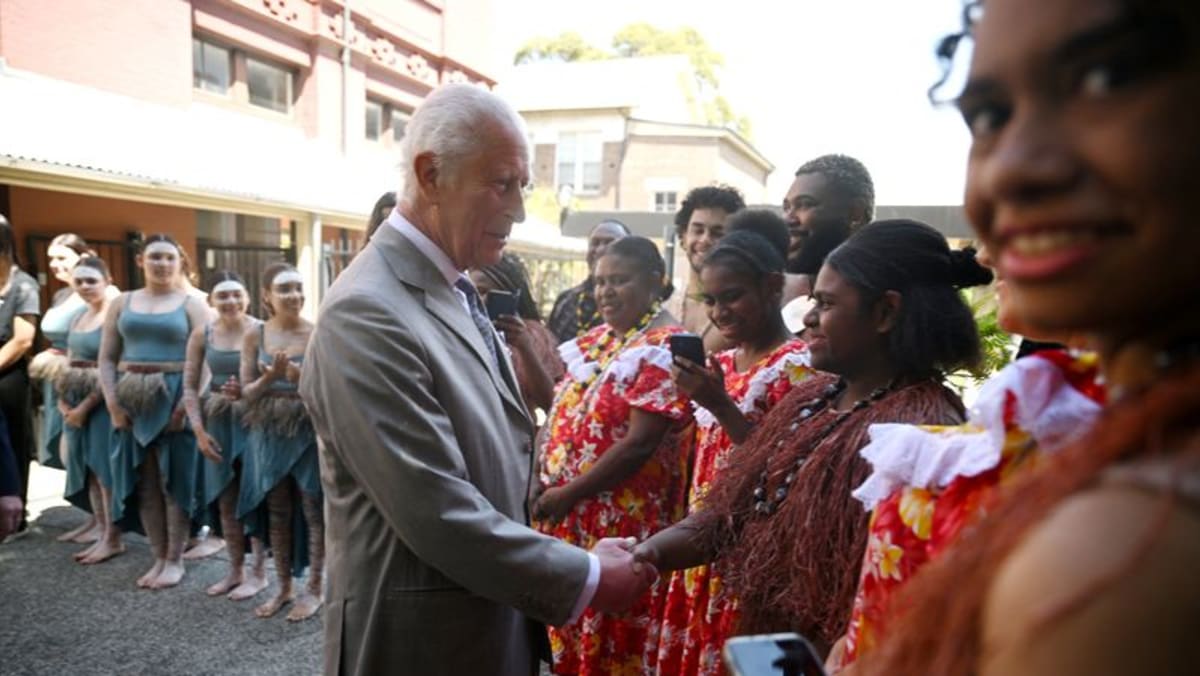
0;0;194;106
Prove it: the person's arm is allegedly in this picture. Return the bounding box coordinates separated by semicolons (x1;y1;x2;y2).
673;354;754;443
495;316;557;411
0;315;36;372
98;294;130;429
980;484;1200;675
533;408;671;524
240;325;285;404
300;291;607;625
182;325;221;462
633;511;717;573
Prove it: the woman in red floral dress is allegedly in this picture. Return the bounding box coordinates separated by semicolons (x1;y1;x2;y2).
532;236;690;675
657;224;813;676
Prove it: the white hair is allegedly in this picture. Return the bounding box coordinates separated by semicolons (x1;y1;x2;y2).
398;84;529;204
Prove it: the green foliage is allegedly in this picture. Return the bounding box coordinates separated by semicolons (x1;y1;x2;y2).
968;288;1013;382
513;23;750;138
523;186;580;226
514;31;609;64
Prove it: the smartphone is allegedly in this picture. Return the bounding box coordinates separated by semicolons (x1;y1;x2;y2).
484;290;519;320
723;633;828;676
669;333;706;366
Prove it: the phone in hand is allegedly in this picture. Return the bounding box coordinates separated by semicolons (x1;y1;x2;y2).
723;633;828;676
669;333;706;366
484;290;519;320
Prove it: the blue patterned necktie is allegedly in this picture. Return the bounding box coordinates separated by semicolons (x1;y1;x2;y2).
454;278;499;368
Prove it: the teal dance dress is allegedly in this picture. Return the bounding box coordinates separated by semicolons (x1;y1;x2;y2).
238;324;321;574
60;325;112;512
109;300;201;528
199;324;249;511
33;295;84;469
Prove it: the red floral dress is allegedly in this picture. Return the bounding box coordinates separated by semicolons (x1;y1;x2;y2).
835;350;1104;670
656;341;813;676
536;324;692;676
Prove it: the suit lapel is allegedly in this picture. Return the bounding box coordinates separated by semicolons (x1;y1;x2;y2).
373;225;531;426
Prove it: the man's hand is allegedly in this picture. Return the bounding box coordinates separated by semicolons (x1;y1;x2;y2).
589;537;659;613
0;495;23;539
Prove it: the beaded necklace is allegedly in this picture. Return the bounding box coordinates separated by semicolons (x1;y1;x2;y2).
571;302;662;395
574;287;601;338
751;378;896;516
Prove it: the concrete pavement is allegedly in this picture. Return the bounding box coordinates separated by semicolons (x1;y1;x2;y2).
0;464;322;676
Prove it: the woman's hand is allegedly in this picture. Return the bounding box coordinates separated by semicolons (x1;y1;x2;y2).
108;404;132;430
532;486;575;525
494;315;531;353
672;354;730;412
63;405;89;429
57;399;72;417
196;429;223;464
285;361;301;384
267;351;289;381
219;375;242;400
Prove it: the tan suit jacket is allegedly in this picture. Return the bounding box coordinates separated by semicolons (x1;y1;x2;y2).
301;224;591;675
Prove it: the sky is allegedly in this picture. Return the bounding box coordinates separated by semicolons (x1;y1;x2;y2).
488;0;973;206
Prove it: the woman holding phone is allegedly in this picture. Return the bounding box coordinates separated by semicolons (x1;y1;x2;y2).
469;252;563;415
532;236;690;675
658;219;813;676
636;220;991;667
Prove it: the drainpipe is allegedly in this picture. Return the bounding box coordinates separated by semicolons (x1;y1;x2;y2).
341;1;352;156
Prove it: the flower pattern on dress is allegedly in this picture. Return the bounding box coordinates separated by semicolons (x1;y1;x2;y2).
536;324;691;676
657;340;811;676
836;351;1104;670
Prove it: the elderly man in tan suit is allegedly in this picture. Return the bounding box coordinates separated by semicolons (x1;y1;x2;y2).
301;84;656;675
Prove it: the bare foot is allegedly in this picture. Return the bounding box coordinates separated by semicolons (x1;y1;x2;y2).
228;570;269;601
57;518;98;542
137;560;165;588
206;567;244;596
183;537;226;560
73;540;100;562
69;522;104;544
80;540;125;565
286;589;323;622
255;589;294;618
151;560;186;589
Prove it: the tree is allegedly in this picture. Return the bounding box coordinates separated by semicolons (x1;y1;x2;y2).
514;31;609;64
513;24;751;138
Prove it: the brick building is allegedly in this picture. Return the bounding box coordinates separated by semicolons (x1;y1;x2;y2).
0;0;581;315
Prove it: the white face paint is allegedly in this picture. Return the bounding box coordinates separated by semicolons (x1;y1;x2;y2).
272;271;304;287
71;267;107;301
268;269;304;316
210;279;247;316
144;241;180;257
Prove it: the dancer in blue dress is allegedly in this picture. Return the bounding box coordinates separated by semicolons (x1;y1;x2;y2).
239;262;323;621
183;270;268;600
30;235;89;539
99;234;210;590
59;256;124;564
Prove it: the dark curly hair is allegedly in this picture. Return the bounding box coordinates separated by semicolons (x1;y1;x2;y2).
794;154;876;223
673;184;746;238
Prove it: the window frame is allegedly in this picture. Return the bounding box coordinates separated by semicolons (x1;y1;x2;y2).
192;36;232;95
555;131;603;196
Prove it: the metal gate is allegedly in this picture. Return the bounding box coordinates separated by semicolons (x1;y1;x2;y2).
25;233;140;310
196;242;295;319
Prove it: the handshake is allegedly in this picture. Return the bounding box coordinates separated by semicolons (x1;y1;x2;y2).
587;536;662;613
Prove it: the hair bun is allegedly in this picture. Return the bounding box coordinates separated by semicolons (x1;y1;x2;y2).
947;247;993;288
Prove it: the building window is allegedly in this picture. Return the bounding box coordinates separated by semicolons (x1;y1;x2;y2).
556;132;602;194
192;38;231;94
654;191;678;213
247;55;293;113
365;100;384;140
392;109;410;142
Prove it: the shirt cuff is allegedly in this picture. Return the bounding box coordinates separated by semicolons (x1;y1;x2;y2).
567;552;600;624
